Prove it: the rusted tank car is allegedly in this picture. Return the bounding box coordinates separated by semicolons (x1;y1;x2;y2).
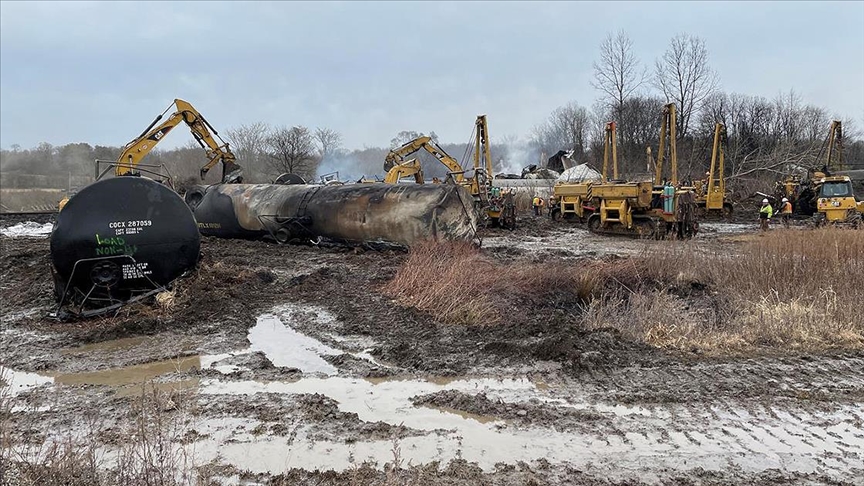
185;183;479;246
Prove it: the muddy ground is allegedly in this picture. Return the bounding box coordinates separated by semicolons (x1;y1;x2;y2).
1;212;862;485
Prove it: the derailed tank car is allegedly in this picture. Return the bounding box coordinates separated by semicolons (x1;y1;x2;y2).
50;177;201;317
185;183;479;246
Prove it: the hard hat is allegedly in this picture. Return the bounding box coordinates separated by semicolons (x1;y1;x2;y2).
762;198;768;203
782;197;788;202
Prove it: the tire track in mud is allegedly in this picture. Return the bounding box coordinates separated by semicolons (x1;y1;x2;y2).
504;353;864;481
191;351;864;483
569;353;864;405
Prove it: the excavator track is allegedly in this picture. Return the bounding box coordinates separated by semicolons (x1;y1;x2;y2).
586;214;698;240
586;214;655;239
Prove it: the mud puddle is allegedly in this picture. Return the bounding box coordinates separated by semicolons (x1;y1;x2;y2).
698;222;756;234
191;307;864;479
482;227;639;259
0;365;53;397
50;355;201;397
195;373;864;479
203;304;386;376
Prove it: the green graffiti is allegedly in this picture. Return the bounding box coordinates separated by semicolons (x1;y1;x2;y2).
95;234;137;256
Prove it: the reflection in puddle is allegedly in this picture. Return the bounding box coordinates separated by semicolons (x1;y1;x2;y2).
421;404;500;424
0;365;53;397
205;304;386;376
49;356;200;397
51;356;200;386
248;311;340;375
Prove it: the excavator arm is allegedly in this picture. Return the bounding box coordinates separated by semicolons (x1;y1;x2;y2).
116;99;243;183
384;158;424;184
384;136;466;184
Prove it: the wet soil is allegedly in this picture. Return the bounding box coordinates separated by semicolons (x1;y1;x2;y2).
2;213;862;485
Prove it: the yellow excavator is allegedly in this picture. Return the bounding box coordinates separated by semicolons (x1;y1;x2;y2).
586;103;699;239
60;99;243;211
383;158;424;184
694;123;733;217
384;136;466;185
107;98;243;184
382;115;515;228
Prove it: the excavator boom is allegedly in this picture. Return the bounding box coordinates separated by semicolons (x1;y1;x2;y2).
115;99;242;183
384;136;465;183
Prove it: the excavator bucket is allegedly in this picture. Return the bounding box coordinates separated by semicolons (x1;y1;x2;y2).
221;161;245;184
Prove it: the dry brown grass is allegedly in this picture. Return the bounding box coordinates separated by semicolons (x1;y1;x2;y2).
384;227;864;354
584;227;864;352
381;241;623;326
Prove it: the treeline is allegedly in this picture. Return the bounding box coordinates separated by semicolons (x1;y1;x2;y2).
0;126;515;189
529;32;864;181
2;31;862;191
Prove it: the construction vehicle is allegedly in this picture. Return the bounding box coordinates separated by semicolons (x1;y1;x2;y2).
101;99;243;184
585;104;699;239
775;121;863;225
814;175;864;225
384;136;466;185
60;99;243;211
384;159;424;184
548;122;617;222
694;123;734;217
382;115;516;229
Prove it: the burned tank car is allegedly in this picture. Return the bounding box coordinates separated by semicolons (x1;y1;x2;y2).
186;183;479;246
50;177;200;313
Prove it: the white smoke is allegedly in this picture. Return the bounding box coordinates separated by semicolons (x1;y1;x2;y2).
493;138;539;177
315;149;384;183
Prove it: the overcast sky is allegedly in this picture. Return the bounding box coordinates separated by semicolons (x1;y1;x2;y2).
1;1;863;151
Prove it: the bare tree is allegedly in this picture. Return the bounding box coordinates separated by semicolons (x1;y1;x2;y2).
592;30;647;120
226;122;270;182
313;127;343;158
552;103;591;157
266;126;319;180
654;33;719;138
528;102;591;163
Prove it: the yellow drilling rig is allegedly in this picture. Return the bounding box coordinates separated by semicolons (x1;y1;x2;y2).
775;120;863;226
